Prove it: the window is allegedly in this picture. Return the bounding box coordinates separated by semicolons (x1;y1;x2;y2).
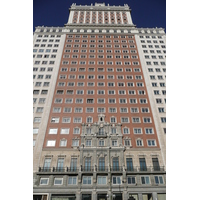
46;140;56;146
98;139;105;146
98;108;105;113
141;176;150;184
72;140;79;146
112;140;118;146
53;107;61;113
87;99;94;103
143;117;151;123
112;176;121;185
134;128;142;134
145;128;153;134
147;140;156;146
51;117;59;123
36;107;43;113
139;158;147;171
63;107;72;113
60;140;67;147
130;99;137;104
75;99;83;104
121;117;129;123
87;117;93;123
127;176;136;184
161;117;166;123
40;178;49;185
68;177;77;185
54;178;63;185
158;107;165;113
154;176;164;184
156;99;162;104
86;140;92;147
62;117;70;123
120;99;127;104
73;117;82;123
118;90;125;95
136;139;143;146
73;128;80;134
49;128;58;134
124;140;131;146
141;108;149;113
131;108;139;113
123;128;129;134
98;99;105;104
33;128;39;134
109;99;116;104
97;176;107;185
34;117;41;123
154;90;160;95
61;128;70;134
86;107;94;113
132;117;140;123
74;107;83;113
80;173;92;184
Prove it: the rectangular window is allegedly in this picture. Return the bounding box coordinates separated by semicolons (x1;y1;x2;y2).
51;117;59;123
63;107;72;113
73;128;80;134
112;140;118;146
147;140;156;146
83;176;92;185
72;140;79;146
121;117;129;123
54;178;63;185
60;128;69;134
60;139;67;147
131;108;139;113
49;128;57;134
46;140;56;147
145;128;154;134
97;176;107;185
132;117;140;123
86;140;92;146
141;176;150;184
33;128;39;134
40;178;49;185
68;177;77;185
73;117;82;123
62;117;71;123
154;176;164;184
112;176;121;185
134;128;142;134
127;177;136;184
74;107;83;113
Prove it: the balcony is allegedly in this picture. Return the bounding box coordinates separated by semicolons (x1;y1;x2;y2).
126;167;137;172
67;167;79;172
53;167;65;172
38;167;79;173
110;166;123;172
96;166;109;172
152;166;165;172
81;166;94;172
96;132;107;137
38;167;52;172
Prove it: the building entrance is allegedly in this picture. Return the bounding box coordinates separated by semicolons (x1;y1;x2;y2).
113;193;122;200
97;194;108;200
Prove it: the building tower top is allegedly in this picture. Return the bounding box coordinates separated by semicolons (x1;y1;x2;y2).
68;3;133;26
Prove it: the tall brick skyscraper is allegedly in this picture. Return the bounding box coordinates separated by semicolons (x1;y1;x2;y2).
33;3;166;200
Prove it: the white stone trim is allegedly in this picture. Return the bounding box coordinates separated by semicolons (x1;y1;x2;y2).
120;12;124;24
126;11;133;24
68;11;74;24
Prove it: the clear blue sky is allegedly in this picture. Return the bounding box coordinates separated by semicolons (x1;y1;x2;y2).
33;0;166;32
